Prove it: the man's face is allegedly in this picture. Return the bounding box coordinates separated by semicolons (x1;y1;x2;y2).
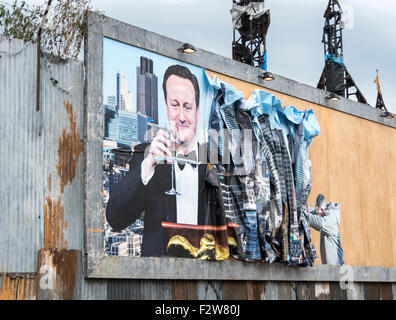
316;206;325;216
165;75;199;145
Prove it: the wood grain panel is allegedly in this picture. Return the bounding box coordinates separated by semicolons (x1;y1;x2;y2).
205;70;396;268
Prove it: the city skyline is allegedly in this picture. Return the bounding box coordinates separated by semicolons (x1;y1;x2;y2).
104;68;151;146
103;37;210;132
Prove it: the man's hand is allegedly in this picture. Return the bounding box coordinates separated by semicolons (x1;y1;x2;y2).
143;129;173;179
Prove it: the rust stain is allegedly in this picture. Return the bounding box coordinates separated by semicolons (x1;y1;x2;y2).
221;281;249;300
172;280;198;300
52;250;78;300
42;101;82;250
36;249;78;300
0;274;37;300
57;101;83;194
0;276;15;300
247;281;267;300
43;196;68;250
87;228;104;233
48;174;52;193
35;101;82;299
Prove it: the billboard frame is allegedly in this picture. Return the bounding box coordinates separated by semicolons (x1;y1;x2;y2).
84;12;396;280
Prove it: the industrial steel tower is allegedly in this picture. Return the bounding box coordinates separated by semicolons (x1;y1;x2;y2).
317;0;367;103
231;0;270;70
374;70;393;118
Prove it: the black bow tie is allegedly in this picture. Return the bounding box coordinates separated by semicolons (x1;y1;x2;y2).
177;150;198;170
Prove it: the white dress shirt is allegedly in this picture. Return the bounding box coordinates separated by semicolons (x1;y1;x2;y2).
174;144;198;225
141;143;199;225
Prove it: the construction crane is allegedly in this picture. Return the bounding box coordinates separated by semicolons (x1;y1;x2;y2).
231;0;270;70
317;0;368;104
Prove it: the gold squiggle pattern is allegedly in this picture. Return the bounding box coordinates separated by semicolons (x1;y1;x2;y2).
228;236;238;248
167;233;235;260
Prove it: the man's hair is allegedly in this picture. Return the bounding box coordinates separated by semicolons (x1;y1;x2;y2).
316;194;326;209
162;64;200;108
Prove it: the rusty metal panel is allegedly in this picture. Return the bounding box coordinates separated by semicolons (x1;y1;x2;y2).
0;36;85;273
377;283;393;300
0;273;37;300
173;280;198;300
363;282;395;300
221;281;249;300
39;52;85;253
35;249;81;300
246;281;267;300
363;283;380;300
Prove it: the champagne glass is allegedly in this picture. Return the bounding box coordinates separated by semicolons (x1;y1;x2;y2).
165;122;181;196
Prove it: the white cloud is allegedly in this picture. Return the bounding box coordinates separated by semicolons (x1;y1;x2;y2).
19;0;396;112
341;0;396;16
162;0;196;4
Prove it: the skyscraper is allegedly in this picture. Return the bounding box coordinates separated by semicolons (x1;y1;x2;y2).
103;104;116;138
136;57;158;124
117;72;134;112
106;95;117;108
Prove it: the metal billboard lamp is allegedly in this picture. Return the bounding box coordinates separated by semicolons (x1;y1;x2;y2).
381;111;394;119
258;71;275;81
326;92;340;101
178;43;197;54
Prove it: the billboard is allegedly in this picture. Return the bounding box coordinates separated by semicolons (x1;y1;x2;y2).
101;36;324;267
102;37;232;260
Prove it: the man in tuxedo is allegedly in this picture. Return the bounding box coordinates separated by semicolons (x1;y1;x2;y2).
106;64;226;257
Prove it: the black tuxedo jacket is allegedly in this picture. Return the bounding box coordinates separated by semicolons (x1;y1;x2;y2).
106;143;226;257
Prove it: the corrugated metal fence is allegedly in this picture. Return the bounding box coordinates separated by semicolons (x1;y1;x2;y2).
0;36;395;300
0;36;106;299
0;36;85;272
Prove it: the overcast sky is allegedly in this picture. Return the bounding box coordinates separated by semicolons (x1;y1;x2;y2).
22;0;396;113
